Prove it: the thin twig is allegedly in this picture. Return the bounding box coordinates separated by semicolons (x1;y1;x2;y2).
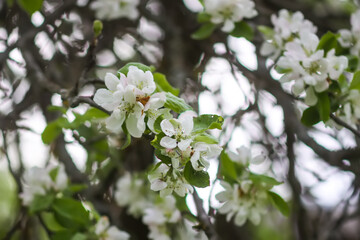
330;114;360;138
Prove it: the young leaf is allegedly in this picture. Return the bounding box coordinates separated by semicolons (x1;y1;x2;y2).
191;23;216;40
249;174;282;187
151;132;165;149
197;12;211;23
316;31;339;54
220;151;237;182
257;25;274;39
301;106;320;127
350;70;360;91
316;92;331;122
192;114;224;133
267;191;290;217
153;72;180;96
164;92;193;113
184;162;210;188
193;132;219;144
41;212;66;232
230;21;254;41
29;195;54;214
17;0;43;15
154;149;172;165
41;121;63;144
118;62;152;76
52;198;90;229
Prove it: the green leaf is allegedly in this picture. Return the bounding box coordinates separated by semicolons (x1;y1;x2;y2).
29;195;54;214
249;174;282;187
52;231;74;240
120;125;132;150
184;162;210;188
153;72;180;96
197;12;211;23
191;23;216;40
350;70;360;91
47;105;67;114
154;149;171;165
274;65;292;74
267;191;290;217
257;25;274;39
194;133;219;144
301;106;320;127
316;31;339;54
347;55;359;72
193;114;224;133
41;212;66;232
164;92;193;113
52;198;90;229
66;184;87;194
338;74;348;90
316;92;331;122
230;21;254;41
118;62;152;76
220;151;238;183
41;121;63;144
17;0;43;15
151;132;165;149
71;233;88;240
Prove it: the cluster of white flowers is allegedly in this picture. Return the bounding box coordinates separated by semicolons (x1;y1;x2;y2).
114;173;152;216
114;174;207;240
277;31;348;105
90;0;140;21
216;180;268;226
148;164;194;197
261;10;348;106
215;146;269;226
203;0;257;32
148;111;222;197
95;217;130;240
20;163;68;206
261;9;317;60
94;66;166;138
338;10;360;59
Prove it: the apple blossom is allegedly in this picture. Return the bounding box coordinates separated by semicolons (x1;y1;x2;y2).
90;0;140;21
203;0;257;32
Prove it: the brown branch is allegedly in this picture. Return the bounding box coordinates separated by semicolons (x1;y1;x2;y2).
192;190;219;240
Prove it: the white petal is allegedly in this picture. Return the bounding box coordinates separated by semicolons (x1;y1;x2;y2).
160;137;177;149
124;86;136;103
178;139;192;151
106;110;125;133
105;73;121;91
126;114;145;138
151;180;167;191
160;119;176;137
94;89;118;111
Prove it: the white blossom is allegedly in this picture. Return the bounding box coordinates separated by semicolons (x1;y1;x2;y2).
227;146;265;166
160;111;196;151
20;164;68;206
95;216;130;240
94;66;159;138
215;181;268;226
204;0;257;32
338;10;360;58
148;164;193;197
261;9;317;59
90;0;140;21
190;143;222;171
143;196;181;240
277;31;348;100
114;173;152;216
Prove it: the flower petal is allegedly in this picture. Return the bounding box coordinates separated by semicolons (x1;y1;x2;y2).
160;137;177;149
105;73;121;91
